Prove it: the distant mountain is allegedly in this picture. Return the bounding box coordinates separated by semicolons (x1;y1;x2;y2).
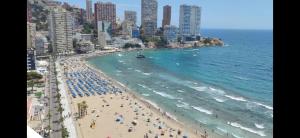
29;0;49;31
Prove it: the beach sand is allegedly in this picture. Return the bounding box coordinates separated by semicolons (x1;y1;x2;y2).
60;51;206;138
72;93;202;138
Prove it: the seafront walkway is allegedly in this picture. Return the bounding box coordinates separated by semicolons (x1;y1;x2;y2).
56;60;78;138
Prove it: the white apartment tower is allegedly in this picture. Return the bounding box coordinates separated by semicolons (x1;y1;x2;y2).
48;7;74;55
86;0;93;22
141;0;158;36
179;5;201;39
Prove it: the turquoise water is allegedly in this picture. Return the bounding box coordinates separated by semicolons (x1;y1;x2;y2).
87;29;273;138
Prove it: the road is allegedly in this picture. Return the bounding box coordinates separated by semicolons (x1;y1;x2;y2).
49;57;62;138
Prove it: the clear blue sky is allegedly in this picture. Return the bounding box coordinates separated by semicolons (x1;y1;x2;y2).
58;0;273;30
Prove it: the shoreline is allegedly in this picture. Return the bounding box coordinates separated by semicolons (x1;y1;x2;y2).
79;51;212;137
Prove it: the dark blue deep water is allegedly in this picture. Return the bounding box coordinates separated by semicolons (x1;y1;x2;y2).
88;29;273;138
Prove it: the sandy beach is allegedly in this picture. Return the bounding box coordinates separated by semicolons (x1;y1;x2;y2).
59;51;207;138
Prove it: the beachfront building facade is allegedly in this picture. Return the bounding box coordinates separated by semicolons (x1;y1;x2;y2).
141;0;158;36
97;21;112;41
35;33;49;56
86;0;93;22
122;20;134;37
94;2;116;31
27;22;36;49
125;11;137;25
27;48;36;70
162;5;171;28
163;25;178;43
179;5;201;41
97;32;106;49
132;27;140;38
48;7;74;55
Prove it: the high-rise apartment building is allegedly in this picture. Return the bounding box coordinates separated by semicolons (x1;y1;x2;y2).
141;0;157;36
124;11;137;25
179;5;201;39
48;7;74;55
27;22;36;49
27;1;32;22
94;2;116;31
86;0;93;22
163;25;178;43
162;5;171;28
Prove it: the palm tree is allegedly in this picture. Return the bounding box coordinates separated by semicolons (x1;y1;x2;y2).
77;103;82;118
81;101;88;116
28;80;35;94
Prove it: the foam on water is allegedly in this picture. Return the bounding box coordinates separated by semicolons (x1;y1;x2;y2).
255;123;265;129
233;75;250;80
253;102;273;110
177;89;185;93
176;100;190;109
153;90;177;99
117;53;123;57
118;60;124;63
225;95;247;102
227;122;266;137
127;68;132;70
213;97;226;103
138;84;147;88
232;133;243;138
191;106;213;115
144;99;160;110
142;72;152;76
216;127;228;134
135;69;141;73
142;93;150;97
191;86;208;92
116;70;122;73
208;87;226;95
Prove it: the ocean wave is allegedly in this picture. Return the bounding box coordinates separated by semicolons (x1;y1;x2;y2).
142;72;152;76
144;99;159;109
191;86;208;92
176;100;190;109
142;93;150;97
116;70;122;73
232;133;243;138
177;89;185;93
117;53;123;57
227;122;266;137
208;87;225;95
233;75;250;81
253;102;273;110
135;69;141;73
191;106;213;115
225;95;247;102
255;123;265;129
127;68;132;70
118;60;124;63
153;90;177;99
193;54;197;56
213;97;226;103
216;127;228;134
138;84;147;89
176;63;180;66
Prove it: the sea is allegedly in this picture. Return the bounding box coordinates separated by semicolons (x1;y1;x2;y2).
87;29;273;138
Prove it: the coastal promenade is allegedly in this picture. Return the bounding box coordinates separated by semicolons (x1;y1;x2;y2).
56;59;78;138
49;57;62;138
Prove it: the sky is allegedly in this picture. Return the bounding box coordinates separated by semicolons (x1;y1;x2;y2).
58;0;273;30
